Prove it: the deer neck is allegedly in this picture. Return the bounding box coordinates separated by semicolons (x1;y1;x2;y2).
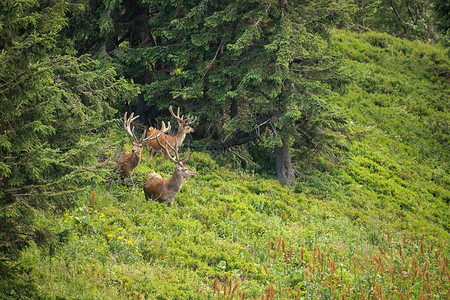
130;151;142;168
166;168;185;195
174;126;187;145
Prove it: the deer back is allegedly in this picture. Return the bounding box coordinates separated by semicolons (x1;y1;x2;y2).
146;127;177;153
143;166;197;206
147;106;197;153
147;124;193;153
143;173;166;203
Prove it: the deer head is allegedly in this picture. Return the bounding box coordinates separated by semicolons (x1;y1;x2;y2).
169;105;197;135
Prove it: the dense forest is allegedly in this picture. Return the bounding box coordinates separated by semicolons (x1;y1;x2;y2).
1;0;449;299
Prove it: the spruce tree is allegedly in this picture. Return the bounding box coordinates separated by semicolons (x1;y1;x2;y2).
0;0;137;254
147;0;352;184
65;0;352;184
354;0;443;42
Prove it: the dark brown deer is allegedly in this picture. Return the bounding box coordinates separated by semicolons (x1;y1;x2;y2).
146;106;197;157
143;137;197;206
117;112;170;182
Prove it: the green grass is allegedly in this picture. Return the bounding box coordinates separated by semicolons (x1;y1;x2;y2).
328;30;449;237
13;151;449;299
4;30;449;299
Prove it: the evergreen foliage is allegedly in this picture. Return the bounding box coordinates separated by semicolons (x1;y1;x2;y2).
0;0;448;298
353;0;447;43
65;0;356;184
0;0;137;255
432;0;450;36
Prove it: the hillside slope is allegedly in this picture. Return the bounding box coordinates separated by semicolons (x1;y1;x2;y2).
4;30;448;299
328;30;449;237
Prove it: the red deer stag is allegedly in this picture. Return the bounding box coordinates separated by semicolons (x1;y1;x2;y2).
147;106;197;157
117;112;171;182
143;138;197;206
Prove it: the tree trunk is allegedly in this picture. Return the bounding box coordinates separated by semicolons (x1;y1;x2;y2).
230;98;238;118
275;138;295;185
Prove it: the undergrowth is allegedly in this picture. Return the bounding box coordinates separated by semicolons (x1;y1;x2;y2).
9;150;448;299
2;30;449;299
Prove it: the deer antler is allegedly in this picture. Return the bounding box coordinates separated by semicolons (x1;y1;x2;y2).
155;135;191;165
184;114;197;126
169;106;184;124
124;112;141;142
124;112;171;143
169;105;197;125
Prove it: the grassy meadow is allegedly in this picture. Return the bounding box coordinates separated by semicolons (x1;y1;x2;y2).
3;30;449;299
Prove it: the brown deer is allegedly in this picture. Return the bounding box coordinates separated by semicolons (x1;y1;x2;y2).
117;112;171;182
147;106;197;157
143;138;197;206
